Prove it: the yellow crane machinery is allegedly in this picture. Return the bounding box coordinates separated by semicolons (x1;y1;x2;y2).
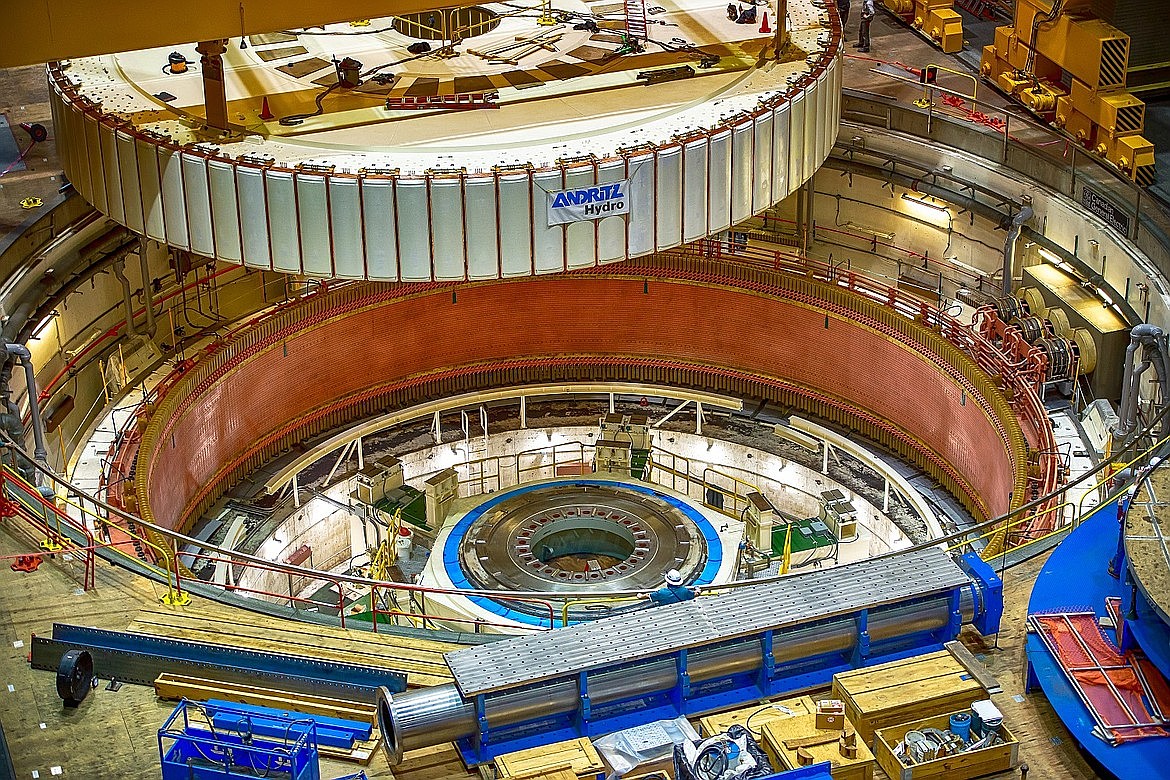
980;0;1155;186
881;0;966;54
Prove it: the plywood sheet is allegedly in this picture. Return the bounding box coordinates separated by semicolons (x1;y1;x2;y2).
276;57;332;78
256;45;310;62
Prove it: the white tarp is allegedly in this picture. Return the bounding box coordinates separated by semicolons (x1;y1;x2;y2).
547;178;631;226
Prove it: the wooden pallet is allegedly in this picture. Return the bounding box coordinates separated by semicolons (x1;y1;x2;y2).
831;650;988;744
153;672;376;722
494;738;605;779
761;714;875;780
128;604;459;687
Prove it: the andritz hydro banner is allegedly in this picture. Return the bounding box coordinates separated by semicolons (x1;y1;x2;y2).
546;179;631;226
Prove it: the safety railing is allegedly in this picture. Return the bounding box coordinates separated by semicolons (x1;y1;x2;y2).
838;87;1170;282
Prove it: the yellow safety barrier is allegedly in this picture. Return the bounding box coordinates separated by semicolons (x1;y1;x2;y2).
56;491;190;606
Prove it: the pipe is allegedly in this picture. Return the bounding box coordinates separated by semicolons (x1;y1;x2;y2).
3;344;49;478
112;257;137;338
1116;324;1166;439
1002;205;1033;296
139;239;157;338
377;590;976;764
1116;338;1142;436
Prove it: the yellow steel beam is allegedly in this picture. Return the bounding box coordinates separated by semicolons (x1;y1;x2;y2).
0;0;464;67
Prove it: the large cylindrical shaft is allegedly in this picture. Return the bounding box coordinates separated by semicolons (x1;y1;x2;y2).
379;591;973;763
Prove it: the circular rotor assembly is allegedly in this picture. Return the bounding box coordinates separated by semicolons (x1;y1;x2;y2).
457;482;708;594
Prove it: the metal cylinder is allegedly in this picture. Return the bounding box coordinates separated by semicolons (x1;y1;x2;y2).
378;591;975;764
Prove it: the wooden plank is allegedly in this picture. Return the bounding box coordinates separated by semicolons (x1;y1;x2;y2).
761;714;875;780
392;743;478;780
495;738;605;779
783;730;855;750
698;695;816;737
127;606;459;686
134;605;461;655
873;710;1018;780
945;641;1003;694
506;765;578;780
153;672;375;722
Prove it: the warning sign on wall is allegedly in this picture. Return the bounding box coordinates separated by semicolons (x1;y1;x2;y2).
546;179;631;226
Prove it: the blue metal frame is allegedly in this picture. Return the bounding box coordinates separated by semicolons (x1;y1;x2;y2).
762;764;834;780
1026;501;1170;779
957;551;1003;636
455;575;997;765
159;699;321;780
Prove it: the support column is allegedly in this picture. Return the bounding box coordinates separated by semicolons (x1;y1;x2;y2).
773;0;788;56
519;396;527;429
196;39;230;131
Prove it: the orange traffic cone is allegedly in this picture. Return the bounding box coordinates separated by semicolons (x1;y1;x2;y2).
759;11;771;34
259;96;274;121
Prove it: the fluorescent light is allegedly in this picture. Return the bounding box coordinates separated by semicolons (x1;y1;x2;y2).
31;310;57;339
900;192;949;213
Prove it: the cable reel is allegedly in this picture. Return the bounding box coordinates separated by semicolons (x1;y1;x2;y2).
56;649;96;706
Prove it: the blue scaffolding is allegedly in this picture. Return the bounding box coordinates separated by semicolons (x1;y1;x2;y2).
158;699;320;780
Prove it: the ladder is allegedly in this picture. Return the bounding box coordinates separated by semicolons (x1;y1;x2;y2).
625;0;648;41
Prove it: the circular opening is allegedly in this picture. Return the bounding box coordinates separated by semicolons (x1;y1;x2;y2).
392;7;501;41
528;518;637;573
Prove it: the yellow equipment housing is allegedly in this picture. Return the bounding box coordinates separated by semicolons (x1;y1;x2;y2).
980;0;1155;186
880;0;965;55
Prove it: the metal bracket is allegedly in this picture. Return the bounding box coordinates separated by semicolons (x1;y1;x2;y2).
759;631;775;696
852;609;870;667
577;671;591;729
474;694;488;760
673;649;691;713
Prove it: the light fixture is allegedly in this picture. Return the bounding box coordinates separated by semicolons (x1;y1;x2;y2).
841;221;895;240
31;310;57;339
900;192;949;213
1038;247;1072;272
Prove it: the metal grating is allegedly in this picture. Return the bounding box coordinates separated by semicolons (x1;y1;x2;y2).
1098;37;1129;90
445;547;968;696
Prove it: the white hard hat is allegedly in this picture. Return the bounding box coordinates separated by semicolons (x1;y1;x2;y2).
665;569;684;586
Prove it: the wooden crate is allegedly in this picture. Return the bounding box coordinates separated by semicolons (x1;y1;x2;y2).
495;738;605;780
873;711;1018;780
698;695;817;736
831;650;987;744
761;714;875;780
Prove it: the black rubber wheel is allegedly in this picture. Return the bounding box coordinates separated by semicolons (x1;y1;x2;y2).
56;649;94;705
23;123;48;143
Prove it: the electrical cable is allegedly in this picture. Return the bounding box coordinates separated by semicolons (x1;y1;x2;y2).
1024;0;1064;76
279;82;342;126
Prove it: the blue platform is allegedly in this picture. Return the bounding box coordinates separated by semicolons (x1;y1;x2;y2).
1026;500;1170;779
441;479;725;628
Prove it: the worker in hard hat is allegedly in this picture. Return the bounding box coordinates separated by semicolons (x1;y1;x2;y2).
643;569;697;605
